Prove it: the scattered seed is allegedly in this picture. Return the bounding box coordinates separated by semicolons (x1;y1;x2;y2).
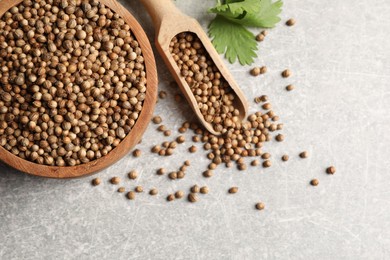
189;145;197;153
260;66;267;74
167;194;175;201
299;151;309;158
282;69;292;78
177;135;185;143
184;160;191;166
238;164;247;171
149;188;158;196
326;166;336;174
255;33;265;42
133;149;142;157
192;136;200;142
286;84;295;91
168;172;177;180
255;202;265;210
203;170;213;178
177;171;185;179
310;179;319;186
164;130;172;137
286;18;296;26
178;127;187;133
282;155;289;161
157;168;166;175
228;187;238;194
188;193;198;203
126;191;135;200
275;134;284;142
151;145;161;153
92;178;101;186
208;163;217;170
261;30;268;36
175;190;184;199
250;67;261;76
200;186;209;194
260;95;268;102
135;186;143;193
251;160;260;166
152;116;162;124
117;187;125;193
263;160;272;168
128;170;138;180
254;97;262;104
262;153;271;160
110;177;120;185
157;125;166;132
191;185;200;193
262;103;272;110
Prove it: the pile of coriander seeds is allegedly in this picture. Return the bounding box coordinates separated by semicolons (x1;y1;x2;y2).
0;0;146;166
169;32;241;134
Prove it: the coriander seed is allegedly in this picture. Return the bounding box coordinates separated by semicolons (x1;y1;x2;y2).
126;191;136;200
326;166;336;174
263;160;272;168
255;202;265;210
149;188;158;196
310;179;319;186
200;186;209;194
282;155;289;161
92;178;101;186
282;69;292;78
135;186;143;193
167;194;175;201
117;187;125;193
175;190;184;199
286;18;296;26
188;193;198;203
133;149;142;157
110;177;120;185
157;168;166;175
286;84;295;91
191;185;200;193
128;170;138;180
299;151;309;158
203;170;213;178
275;134;284;142
189;145;197;153
250;67;261;76
228;187;238;194
152;116;162;124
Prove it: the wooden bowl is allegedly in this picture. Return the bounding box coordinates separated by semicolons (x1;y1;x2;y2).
0;0;158;178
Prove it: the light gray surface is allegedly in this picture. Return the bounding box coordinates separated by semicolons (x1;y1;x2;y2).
1;0;390;259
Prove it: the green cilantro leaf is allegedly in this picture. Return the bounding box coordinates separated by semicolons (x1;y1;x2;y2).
209;0;261;19
207;0;283;65
208;15;257;65
236;0;283;28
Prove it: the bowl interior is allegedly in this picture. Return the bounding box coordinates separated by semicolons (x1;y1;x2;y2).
0;0;158;178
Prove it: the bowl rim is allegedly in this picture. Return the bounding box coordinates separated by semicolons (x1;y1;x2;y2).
0;0;158;178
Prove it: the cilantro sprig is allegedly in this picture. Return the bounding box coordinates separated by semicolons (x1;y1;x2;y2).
208;0;283;65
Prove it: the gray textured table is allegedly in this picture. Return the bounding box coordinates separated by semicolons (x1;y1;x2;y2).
1;0;390;259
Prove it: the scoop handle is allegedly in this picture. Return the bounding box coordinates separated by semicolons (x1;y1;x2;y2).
139;0;183;29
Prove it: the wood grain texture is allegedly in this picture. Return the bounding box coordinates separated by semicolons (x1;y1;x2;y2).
140;0;248;135
0;0;158;178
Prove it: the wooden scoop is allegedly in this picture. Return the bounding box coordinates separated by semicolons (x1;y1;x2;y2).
140;0;248;135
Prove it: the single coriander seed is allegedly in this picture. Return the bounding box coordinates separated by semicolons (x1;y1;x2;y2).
228;187;238;194
92;178;101;186
310;179;319;186
255;202;265;210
